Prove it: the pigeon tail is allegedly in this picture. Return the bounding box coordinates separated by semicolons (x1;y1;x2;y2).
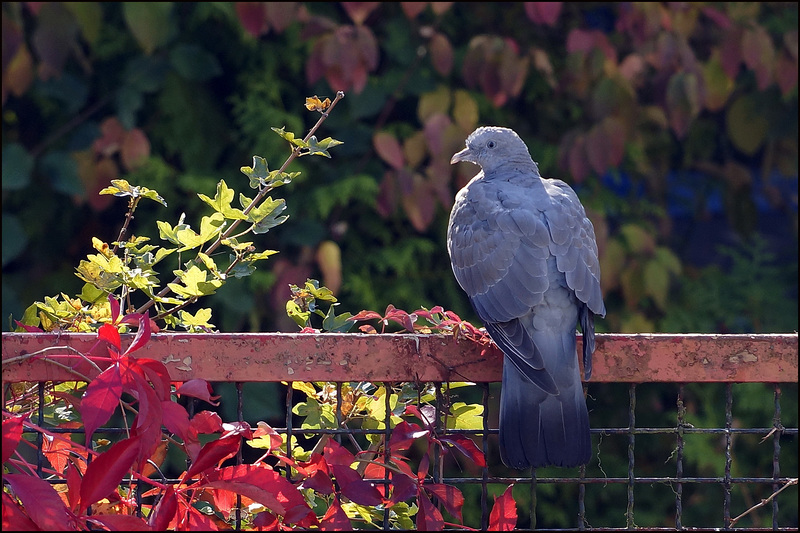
498;329;591;469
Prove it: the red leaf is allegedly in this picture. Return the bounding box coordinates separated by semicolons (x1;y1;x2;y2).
65;460;82;511
423;483;464;522
2;415;25;465
184;434;241;479
348;309;383;322
429;33;453;76
389;420;429;452
323;439;356;467
373;132;405;170
98;323;121;353
439;435;486;467
120;128;150;171
80;364;123;445
175;379;220;405
161;400;190;442
2;491;40;530
388;471;418;505
189;410;224;435
416;489;444;531
202;464;313;521
122;312;151;355
80;436;140;514
341;2;380;25
524;2;562;26
302;469;335;495
148;485;177;531
3;473;73;530
331;465;384;506
88;513;151;531
320;496;351;531
489;485;518;531
15;320;43;332
108;294;121;323
253;510;279;529
235;2;267;37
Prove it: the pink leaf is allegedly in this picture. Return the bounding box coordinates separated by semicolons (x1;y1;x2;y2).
429;33;453;76
373;132;405;170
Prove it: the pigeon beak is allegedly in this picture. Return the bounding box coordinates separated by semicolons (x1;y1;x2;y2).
450;147;473;165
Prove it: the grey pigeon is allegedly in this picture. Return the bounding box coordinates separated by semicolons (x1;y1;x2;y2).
447;126;605;469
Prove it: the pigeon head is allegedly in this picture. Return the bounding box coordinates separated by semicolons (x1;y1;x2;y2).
450;126;536;174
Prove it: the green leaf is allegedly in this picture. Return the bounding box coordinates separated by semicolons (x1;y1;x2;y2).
79;283;106;304
304;280;337;303
122;2;173;55
726;95;768;156
245;250;279;262
178;308;215;331
168;265;223;297
644;258;670;311
75;259;122;292
169;44;222;81
446;402;484;430
2;143;34;190
250;197;289;234
2;214;27;266
157;214;190;245
271;126;308;148
322;305;354;333
303;135;344;158
286;300;311;328
197;180;247;220
99;179;167;206
240;155;269;189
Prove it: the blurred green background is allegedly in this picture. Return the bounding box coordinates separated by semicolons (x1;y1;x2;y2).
2;2;797;529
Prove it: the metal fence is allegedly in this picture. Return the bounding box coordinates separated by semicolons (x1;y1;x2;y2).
3;332;798;531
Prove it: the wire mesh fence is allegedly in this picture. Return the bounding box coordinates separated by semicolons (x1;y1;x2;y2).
3;333;798;530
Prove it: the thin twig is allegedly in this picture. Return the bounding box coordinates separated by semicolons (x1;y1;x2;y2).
729;478;798;527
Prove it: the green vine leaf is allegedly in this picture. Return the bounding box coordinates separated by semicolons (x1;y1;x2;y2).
99;179;167;207
168;265;223;297
240;155;270;189
271;126;308;148
197;180;248;220
303;135;344;158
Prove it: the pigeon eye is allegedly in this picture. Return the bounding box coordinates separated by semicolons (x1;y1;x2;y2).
487;141;496;149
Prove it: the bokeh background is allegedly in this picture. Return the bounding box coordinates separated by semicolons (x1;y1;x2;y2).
2;2;797;529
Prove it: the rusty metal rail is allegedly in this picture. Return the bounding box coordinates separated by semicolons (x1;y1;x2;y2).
2;332;798;531
2;333;797;383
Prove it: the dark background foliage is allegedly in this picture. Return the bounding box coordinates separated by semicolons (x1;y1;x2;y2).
2;2;797;529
